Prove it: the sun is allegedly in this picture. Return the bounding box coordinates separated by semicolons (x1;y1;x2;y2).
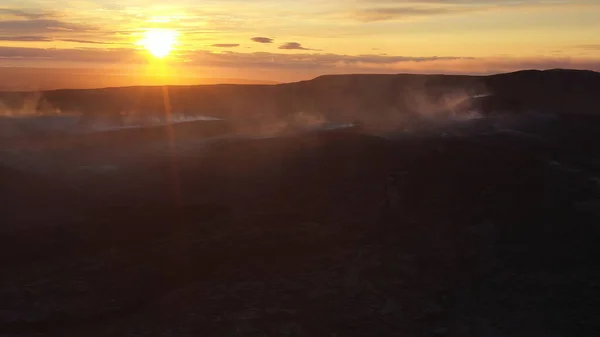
139;29;178;59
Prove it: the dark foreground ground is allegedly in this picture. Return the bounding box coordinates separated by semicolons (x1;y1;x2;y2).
1;114;600;336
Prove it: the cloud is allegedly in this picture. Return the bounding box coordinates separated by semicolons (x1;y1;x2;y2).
0;8;94;34
0;19;94;33
279;42;313;51
60;39;115;45
212;43;240;48
354;6;476;22
0;36;116;44
351;0;589;21
0;8;53;20
0;46;144;63
0;36;52;42
576;44;600;51
251;37;273;43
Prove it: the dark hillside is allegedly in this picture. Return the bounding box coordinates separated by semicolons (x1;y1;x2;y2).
1;114;600;336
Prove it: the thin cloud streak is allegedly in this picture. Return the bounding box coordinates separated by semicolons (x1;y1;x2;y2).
212;43;240;48
0;36;52;42
354;6;470;22
60;39;116;45
0;36;118;44
0;46;145;63
576;44;600;51
0;8;54;19
352;1;600;21
0;19;94;33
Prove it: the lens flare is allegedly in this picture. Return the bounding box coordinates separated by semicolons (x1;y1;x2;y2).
140;29;177;59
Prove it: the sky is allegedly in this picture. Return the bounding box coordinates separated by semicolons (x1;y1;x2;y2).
1;0;600;86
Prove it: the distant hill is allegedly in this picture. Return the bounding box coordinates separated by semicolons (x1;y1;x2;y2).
1;69;599;131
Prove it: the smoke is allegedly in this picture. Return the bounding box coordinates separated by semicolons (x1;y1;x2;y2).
0;92;81;139
224;85;490;138
0;80;493;141
0;92;62;117
230;110;332;138
404;86;481;120
86;113;223;132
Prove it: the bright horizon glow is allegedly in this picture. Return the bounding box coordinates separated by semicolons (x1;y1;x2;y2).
139;29;178;59
0;1;599;84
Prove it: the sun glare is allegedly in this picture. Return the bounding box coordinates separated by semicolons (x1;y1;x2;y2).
140;29;178;59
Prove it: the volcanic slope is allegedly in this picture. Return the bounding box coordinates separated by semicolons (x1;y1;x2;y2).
1;114;600;336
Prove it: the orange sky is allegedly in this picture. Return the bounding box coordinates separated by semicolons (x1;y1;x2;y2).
1;1;600;87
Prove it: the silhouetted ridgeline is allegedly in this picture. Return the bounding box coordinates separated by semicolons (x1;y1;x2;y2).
1;69;599;126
